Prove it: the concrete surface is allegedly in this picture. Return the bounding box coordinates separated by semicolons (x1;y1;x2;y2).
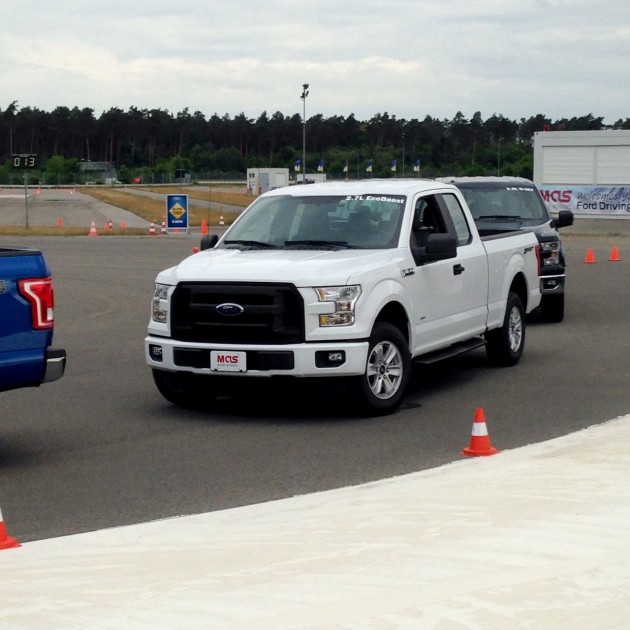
1;414;629;629
0;187;150;229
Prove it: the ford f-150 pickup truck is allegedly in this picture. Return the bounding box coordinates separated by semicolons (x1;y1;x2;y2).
437;176;573;322
145;180;541;415
0;246;66;393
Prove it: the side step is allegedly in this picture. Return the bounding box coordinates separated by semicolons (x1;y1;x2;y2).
413;337;486;365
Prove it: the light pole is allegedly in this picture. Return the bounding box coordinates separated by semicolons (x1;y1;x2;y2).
301;83;309;182
402;131;405;178
497;137;502;176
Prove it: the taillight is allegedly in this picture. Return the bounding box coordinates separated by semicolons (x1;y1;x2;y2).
18;277;55;330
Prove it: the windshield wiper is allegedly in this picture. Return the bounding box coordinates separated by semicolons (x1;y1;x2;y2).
223;239;277;249
284;239;351;249
478;215;524;222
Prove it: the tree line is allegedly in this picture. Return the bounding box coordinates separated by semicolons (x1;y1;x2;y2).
1;100;628;184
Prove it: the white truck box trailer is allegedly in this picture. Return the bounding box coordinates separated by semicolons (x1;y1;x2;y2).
246;168;290;195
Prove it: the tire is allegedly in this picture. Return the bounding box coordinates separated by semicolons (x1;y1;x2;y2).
152;369;217;408
353;322;411;416
485;292;525;366
539;294;565;323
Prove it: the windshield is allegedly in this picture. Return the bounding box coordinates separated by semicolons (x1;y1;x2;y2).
458;184;550;223
219;194;406;250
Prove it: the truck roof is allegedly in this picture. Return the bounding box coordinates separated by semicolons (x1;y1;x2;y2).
263;178;458;197
435;176;535;186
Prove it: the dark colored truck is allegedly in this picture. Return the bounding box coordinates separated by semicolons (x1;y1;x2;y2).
0;246;66;393
437;176;574;322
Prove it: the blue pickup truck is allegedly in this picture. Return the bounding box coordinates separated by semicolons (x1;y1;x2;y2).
0;246;66;393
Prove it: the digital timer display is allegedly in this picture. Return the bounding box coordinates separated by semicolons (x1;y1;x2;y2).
12;155;37;169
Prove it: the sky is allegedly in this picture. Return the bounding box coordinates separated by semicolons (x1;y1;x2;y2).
2;0;629;125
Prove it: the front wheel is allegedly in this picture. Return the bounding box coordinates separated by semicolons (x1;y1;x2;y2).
152;369;217;408
485;292;525;366
352;322;411;416
539;293;565;323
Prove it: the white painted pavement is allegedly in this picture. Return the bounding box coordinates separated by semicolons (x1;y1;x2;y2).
1;415;630;629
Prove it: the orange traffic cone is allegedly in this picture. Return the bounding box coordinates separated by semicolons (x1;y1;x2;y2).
88;221;98;237
461;407;499;457
0;507;20;550
56;217;63;228
201;219;208;235
160;221;167;235
584;248;596;264
120;219;127;230
148;222;156;236
609;246;620;262
219;215;225;226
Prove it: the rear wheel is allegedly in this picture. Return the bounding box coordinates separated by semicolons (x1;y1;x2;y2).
152;369;217;408
485;292;525;366
353;322;411;416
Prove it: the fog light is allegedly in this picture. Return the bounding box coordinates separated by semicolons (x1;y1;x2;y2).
315;350;346;368
149;344;163;362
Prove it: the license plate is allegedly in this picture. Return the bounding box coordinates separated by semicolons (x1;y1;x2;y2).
210;350;246;372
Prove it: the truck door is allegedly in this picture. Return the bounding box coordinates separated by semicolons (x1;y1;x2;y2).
408;193;488;354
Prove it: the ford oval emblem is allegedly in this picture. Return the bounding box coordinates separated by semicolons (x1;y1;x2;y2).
216;302;244;316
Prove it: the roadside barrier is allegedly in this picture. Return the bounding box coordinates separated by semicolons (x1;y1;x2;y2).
461;407;499;457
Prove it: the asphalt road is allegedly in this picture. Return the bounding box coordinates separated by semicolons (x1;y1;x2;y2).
1;231;630;543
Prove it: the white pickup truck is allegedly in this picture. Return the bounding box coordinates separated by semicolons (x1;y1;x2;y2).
145;180;541;415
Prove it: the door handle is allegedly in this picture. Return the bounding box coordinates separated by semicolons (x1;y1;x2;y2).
453;263;465;275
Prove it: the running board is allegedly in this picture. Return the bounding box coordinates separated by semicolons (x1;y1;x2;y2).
413;337;486;365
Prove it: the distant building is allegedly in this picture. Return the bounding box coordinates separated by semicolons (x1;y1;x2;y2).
296;173;327;184
79;161;116;183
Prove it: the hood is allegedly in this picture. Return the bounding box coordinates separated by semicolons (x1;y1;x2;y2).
156;248;398;287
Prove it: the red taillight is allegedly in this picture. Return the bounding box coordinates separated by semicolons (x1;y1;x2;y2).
18;277;55;330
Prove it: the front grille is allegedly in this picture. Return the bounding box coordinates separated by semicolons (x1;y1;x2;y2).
171;282;304;344
174;348;295;370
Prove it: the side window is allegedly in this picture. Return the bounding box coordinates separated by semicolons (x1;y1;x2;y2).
409;194;447;252
440;193;472;246
412;195;446;233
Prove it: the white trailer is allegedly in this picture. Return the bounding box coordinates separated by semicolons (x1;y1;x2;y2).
533;130;630;216
246;168;289;195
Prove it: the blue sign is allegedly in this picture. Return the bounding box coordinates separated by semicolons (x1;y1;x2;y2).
166;194;189;231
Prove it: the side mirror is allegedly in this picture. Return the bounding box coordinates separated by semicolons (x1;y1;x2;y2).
554;210;574;228
200;234;219;250
412;233;457;265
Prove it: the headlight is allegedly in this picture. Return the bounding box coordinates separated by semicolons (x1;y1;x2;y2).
315;285;361;327
540;240;561;266
152;283;171;323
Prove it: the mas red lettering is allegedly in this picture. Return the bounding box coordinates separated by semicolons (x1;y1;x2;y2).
541;189;571;203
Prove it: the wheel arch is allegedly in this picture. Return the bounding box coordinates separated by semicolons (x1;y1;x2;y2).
373;300;410;345
509;272;529;311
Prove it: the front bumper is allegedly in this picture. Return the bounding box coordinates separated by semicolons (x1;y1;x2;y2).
539;273;565;296
145;336;369;378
